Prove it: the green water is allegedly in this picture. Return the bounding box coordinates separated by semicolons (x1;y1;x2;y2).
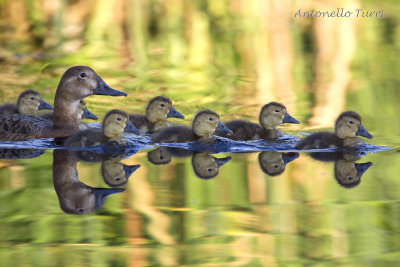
1;0;400;266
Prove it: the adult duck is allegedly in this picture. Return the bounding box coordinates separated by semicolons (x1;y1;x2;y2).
0;66;126;141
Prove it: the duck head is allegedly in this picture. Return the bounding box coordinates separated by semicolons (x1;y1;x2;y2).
334;160;372;188
103;109;141;139
191;152;232;179
78;100;98;120
335;111;373;139
102;159;140;187
258;151;299;176
146;96;184;122
192;109;232;138
17;89;53;115
147;147;172;165
259;102;299;130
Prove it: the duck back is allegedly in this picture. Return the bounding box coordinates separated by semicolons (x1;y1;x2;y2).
64;128;106;147
216;120;264;141
0;114;53;141
295;132;342;150
151;125;195;143
0;104;19;115
129;114;150;132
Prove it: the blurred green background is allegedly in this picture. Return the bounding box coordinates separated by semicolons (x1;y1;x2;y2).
1;0;400;266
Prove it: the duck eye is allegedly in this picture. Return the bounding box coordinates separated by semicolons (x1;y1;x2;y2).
30;97;35;100
160;103;165;107
349;121;354;124
208;168;213;172
160;156;164;160
209;117;214;121
274;164;279;168
116;177;121;181
80;72;87;78
347;176;353;180
117;117;122;121
275;109;280;113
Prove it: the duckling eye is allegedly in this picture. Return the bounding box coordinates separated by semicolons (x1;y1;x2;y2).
274;109;280;113
348;121;354;124
208;168;213;172
80;72;87;78
160;103;165;107
347;176;353;180
274;164;279;168
209;117;214;121
117;117;122;121
116;177;121;181
30;97;35;100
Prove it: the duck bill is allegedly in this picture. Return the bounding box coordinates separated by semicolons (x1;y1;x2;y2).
38;99;54;110
124;120;141;135
282;112;300;124
355;162;373;177
93;188;125;209
356;124;373;139
282;152;299;165
167;106;185;119
82;107;98;120
123;164;141;178
216;121;233;135
94;76;127;96
215;155;232;168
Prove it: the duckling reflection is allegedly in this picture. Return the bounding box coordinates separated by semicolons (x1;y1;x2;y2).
258;151;299;176
191;152;232;179
101;158;140;187
309;151;372;188
53;149;125;214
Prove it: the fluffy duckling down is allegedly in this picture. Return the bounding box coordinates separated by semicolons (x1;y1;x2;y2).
0;89;53;115
64;109;140;147
216;102;299;140
295;111;373;149
151;109;232;143
129;96;184;133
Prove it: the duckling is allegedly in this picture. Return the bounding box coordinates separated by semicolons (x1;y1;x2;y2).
258;151;299;176
0;89;53;115
147;147;172;165
129;96;184;133
0;66;126;141
295;111;373;149
53;149;125;215
191;152;232;179
101;158;140;187
151;109;232;143
216;102;299;140
64;109;140;147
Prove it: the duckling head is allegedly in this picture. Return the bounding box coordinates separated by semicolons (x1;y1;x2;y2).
192;109;232;138
147;147;172;165
191;152;232;179
259;102;299;130
334;160;372;188
17;89;53;115
146;96;184;123
258;151;299;176
77;100;98;120
335;111;373;139
103;109;141;139
102;159;140;187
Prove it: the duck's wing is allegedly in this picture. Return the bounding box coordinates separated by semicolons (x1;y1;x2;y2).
0;114;53;141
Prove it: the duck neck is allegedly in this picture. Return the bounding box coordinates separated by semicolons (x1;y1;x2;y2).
53;95;80;133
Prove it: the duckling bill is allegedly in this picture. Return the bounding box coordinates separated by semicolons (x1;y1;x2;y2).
295;111;373;149
151;109;232;143
216;102;299;140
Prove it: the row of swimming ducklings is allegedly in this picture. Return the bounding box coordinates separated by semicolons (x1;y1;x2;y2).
0;66;373;149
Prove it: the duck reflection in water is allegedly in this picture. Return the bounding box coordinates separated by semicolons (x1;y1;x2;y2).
258;151;299;176
309;151;372;188
53;149;125;214
147;147;231;179
101;158;140;187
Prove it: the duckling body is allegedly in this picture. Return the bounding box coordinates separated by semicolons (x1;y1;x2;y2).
151;109;232;143
0;90;53;115
216;102;299;140
0;66;126;141
64;109;140;147
129;96;184;133
295;111;373;149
